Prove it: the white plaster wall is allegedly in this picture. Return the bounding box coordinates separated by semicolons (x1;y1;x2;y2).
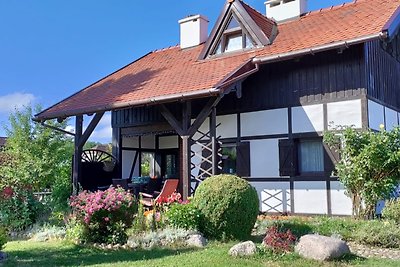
122;150;139;179
293;182;327;214
266;0;307;22
250;139;280;177
141;135;155;149
330;181;353;216
327;99;362;129
292;104;324;133
241;109;288;137
159;135;179;149
385;107;398;130
216;114;237;139
122;136;139;148
192;118;210;141
251;182;291;213
368;100;385;131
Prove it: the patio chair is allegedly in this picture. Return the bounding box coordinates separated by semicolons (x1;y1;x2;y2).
139;179;179;207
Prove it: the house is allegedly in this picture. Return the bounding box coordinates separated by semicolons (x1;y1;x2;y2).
34;0;400;216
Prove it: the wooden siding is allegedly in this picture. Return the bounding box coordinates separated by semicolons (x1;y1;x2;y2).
365;38;400;110
217;45;367;114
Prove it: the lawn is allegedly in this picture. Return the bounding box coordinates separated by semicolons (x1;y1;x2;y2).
3;239;400;267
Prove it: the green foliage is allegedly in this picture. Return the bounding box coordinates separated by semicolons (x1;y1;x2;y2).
0;226;7;251
353;220;400;248
0;105;74;213
0;185;42;231
193;174;259;240
382;199;400;223
324;126;400;218
166;202;202;230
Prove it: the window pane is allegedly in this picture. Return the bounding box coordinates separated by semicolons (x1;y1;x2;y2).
245;35;254;48
141;152;155;177
221;146;237;174
299;140;324;172
225;33;242;52
227;16;240;30
165;154;178;178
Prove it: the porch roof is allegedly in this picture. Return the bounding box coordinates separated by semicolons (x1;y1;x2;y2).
34;0;400;121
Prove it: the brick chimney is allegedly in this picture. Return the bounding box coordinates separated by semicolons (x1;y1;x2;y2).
178;15;209;49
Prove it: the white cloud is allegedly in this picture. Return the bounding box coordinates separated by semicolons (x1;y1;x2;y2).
0;92;36;114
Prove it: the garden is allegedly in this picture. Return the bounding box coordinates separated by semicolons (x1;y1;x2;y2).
2;107;400;266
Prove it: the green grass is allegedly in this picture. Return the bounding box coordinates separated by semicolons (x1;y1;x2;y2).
2;240;400;267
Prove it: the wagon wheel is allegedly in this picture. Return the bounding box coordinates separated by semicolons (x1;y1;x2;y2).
81;149;117;172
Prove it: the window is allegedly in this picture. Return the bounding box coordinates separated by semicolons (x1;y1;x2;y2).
221;145;237;174
212;16;255;55
279;138;333;177
298;139;324;173
141;152;155;177
220;142;250;177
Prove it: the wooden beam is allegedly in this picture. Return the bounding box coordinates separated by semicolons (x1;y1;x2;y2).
112;127;122;178
188;96;222;137
72;115;83;195
181;135;191;200
160;104;184;136
78;112;105;148
210;107;218;175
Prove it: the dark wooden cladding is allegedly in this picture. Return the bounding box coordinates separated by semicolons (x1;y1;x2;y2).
365;39;400;110
217;45;367;114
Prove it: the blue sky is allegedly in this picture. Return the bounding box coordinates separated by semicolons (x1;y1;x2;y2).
0;0;350;143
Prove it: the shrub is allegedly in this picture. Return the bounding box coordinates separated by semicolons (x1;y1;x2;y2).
0;227;7;251
263;226;296;253
193;174;259;240
69;186;137;244
166;201;202;230
382;199;400;223
353;220;400;248
0;185;42;231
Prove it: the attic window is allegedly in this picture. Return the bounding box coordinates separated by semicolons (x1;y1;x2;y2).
212;16;255;55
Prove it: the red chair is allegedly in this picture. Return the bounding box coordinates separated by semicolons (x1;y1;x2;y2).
140;179;179;207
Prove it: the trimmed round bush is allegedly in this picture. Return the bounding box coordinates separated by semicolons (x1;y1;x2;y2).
193;174;259;240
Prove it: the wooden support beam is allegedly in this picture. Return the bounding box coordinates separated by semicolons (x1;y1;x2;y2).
72;115;83;195
78;112;105;148
181;135;191;200
187;96;222;137
160;104;185;136
210;107;218;175
112;127;122;178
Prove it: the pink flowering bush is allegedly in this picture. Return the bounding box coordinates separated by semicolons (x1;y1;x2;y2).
69;186;137;244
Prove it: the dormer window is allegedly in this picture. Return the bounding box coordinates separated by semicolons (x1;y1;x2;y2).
212;16;255;55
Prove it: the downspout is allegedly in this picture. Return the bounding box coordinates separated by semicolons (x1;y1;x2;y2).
39;121;75;136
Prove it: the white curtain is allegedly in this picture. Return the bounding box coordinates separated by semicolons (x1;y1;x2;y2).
299;140;324;173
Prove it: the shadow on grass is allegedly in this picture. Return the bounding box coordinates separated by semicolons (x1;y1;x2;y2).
4;243;197;267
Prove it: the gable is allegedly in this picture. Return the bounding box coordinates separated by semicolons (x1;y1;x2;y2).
199;0;277;59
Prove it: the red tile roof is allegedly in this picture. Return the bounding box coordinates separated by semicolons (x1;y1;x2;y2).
35;0;400;120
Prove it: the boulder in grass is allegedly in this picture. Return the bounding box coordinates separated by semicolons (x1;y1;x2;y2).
295;234;350;261
186;234;207;248
229;241;257;257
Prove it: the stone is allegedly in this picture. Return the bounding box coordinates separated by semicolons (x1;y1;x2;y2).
295;234;350;261
228;241;257;257
186;234;207;248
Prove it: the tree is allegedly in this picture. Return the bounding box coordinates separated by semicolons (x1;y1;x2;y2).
324;126;400;218
0;105;74;211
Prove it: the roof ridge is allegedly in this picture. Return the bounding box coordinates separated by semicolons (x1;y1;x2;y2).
152;45;180;53
302;0;366;18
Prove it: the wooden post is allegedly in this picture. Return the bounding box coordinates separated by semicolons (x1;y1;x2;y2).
112;127;122;178
72;115;83;195
210;107;217;175
181;135;191;200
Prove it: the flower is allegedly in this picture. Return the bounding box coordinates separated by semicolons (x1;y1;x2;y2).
380;124;385;130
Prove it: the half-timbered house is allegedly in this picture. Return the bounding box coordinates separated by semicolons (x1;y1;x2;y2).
34;0;400;215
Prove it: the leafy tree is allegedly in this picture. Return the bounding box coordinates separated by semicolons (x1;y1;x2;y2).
324;126;400;218
0;105;74;211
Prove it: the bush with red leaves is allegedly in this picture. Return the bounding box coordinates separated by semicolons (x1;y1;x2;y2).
263;226;296;253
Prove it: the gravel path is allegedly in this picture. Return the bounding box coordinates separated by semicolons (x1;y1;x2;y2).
348;242;400;260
